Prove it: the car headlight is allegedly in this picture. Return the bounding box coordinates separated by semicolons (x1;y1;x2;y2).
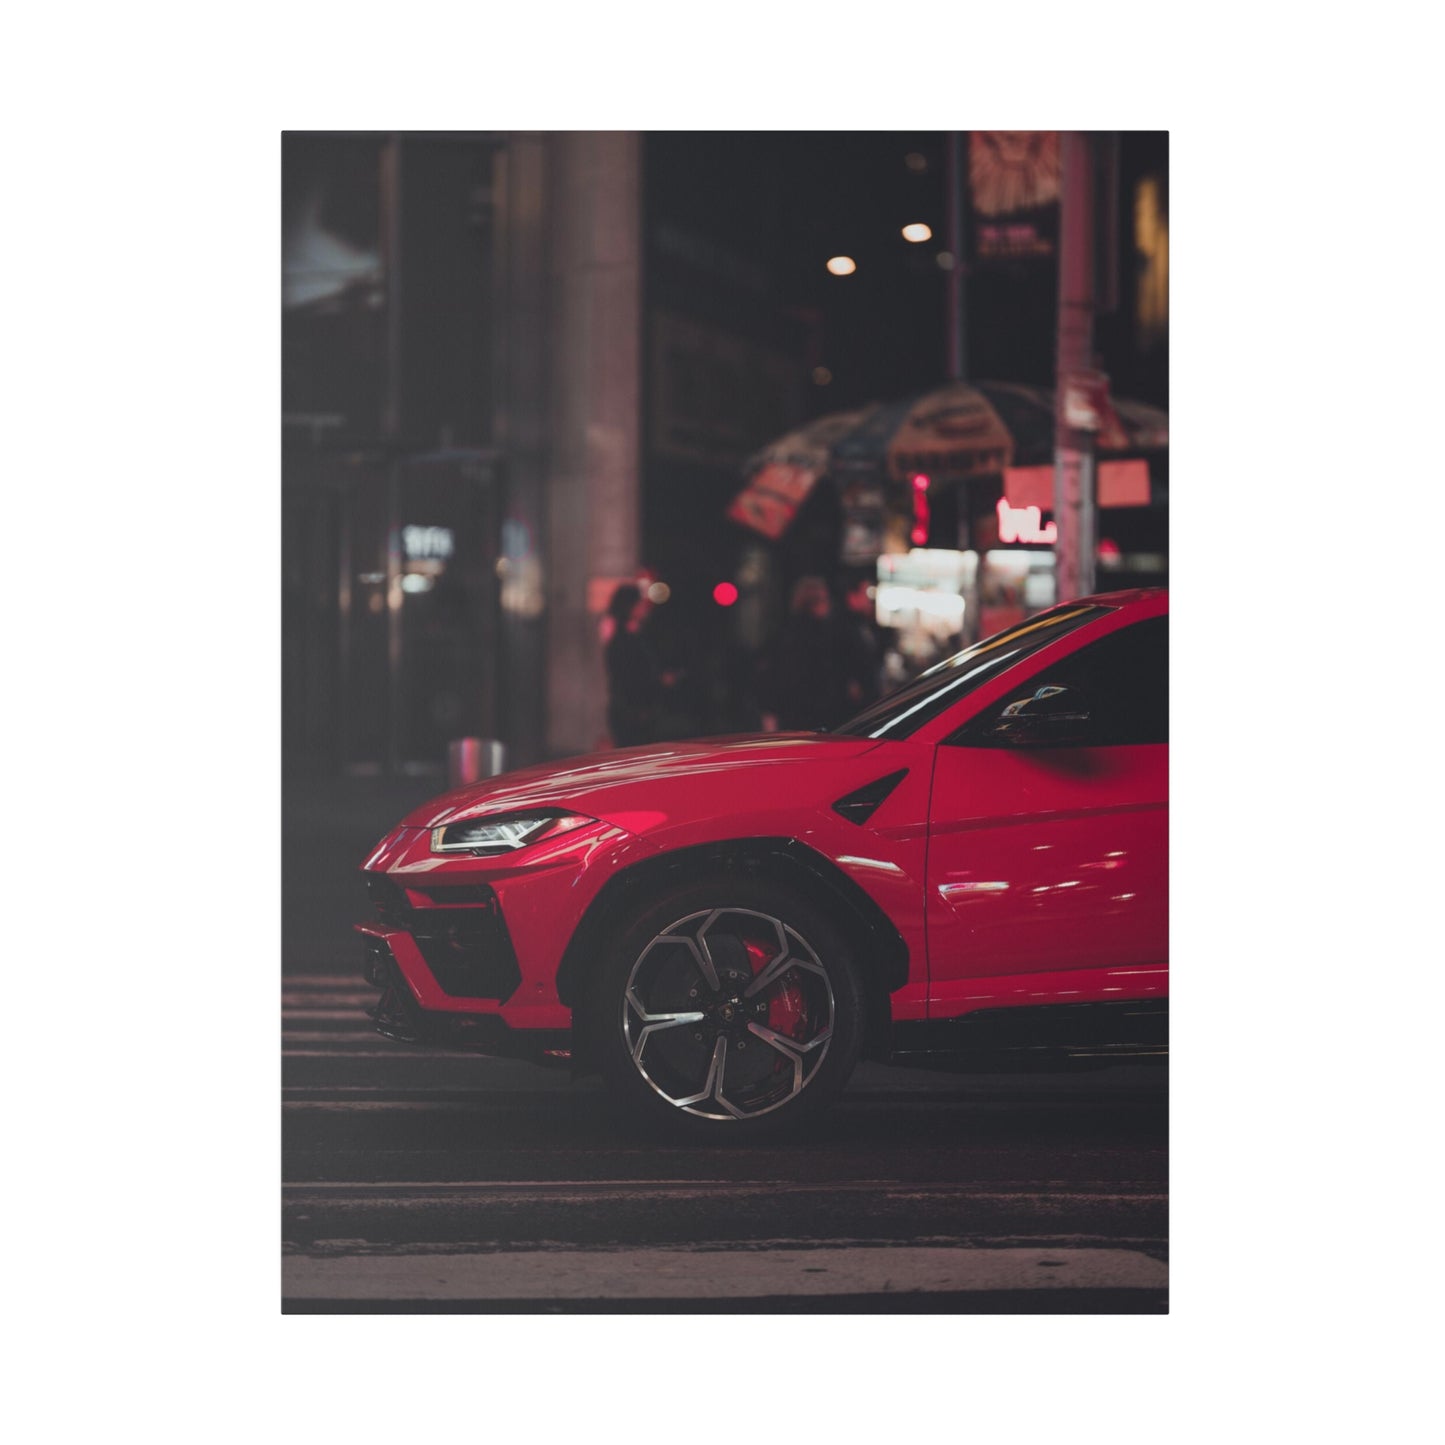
429;811;594;856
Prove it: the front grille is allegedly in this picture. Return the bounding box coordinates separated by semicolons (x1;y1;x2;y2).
365;874;412;927
408;908;522;1000
409;883;497;906
363;872;522;1001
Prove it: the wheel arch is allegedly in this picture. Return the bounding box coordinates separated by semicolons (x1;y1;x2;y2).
557;836;908;1064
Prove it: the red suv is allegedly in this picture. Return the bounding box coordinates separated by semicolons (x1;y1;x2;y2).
359;588;1168;1134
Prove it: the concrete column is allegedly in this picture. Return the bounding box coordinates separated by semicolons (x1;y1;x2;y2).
493;134;550;768
544;131;642;757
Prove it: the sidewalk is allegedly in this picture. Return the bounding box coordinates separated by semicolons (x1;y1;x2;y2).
282;770;446;976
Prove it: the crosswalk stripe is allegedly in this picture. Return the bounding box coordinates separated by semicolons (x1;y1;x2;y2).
283;1180;1164;1202
282;1029;383;1040
283;1011;374;1022
283;1086;511;1094
283;1049;477;1058
282;1041;389;1050
281;1244;1166;1301
283;1097;556;1107
282;996;374;1009
282;993;372;1001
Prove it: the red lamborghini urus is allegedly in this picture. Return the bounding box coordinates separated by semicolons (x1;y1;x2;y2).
358;588;1168;1134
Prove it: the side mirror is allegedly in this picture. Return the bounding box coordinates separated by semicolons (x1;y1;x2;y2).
989;684;1092;746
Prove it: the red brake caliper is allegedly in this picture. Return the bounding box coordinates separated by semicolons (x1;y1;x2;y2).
744;937;808;1052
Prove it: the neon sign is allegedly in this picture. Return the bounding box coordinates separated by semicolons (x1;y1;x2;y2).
996;497;1058;545
911;474;930;546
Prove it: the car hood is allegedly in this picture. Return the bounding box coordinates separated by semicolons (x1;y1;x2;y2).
402;733;885;830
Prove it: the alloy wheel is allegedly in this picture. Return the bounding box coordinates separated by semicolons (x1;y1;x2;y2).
621;907;836;1120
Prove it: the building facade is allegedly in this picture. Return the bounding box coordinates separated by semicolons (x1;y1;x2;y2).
282;131;642;776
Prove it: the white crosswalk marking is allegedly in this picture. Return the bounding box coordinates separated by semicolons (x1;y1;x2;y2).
282;1244;1167;1301
282;1178;1163;1202
282;974;389;1054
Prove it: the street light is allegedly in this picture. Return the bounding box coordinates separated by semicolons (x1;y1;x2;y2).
826;256;856;276
901;223;932;243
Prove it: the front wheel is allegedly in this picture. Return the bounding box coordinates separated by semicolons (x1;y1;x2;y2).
587;878;866;1137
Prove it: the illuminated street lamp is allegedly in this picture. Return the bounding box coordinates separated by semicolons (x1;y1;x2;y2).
901;222;932;243
826;256;856;276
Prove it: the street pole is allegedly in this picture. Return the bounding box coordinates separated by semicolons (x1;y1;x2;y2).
1053;130;1097;603
945;131;967;383
946;132;983;642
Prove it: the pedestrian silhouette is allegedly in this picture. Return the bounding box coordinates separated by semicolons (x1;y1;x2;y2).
604;583;665;747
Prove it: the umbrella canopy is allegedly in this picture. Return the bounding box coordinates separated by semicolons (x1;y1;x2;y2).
724;408;871;540
728;380;1167;539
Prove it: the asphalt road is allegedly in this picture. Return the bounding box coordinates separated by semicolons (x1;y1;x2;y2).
282;973;1169;1313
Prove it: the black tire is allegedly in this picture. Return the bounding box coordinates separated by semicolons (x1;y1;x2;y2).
586;875;866;1139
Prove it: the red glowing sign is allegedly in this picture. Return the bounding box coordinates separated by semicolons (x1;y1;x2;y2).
911;478;931;546
995;496;1058;545
712;582;738;606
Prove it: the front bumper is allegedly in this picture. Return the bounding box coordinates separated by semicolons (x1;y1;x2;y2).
363;873;523;1001
355;815;653;1051
361;931;571;1063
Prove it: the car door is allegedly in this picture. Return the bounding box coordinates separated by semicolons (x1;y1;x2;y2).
924;614;1169;1016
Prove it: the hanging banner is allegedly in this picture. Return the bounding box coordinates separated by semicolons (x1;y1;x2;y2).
970;132;1061;262
727;409;867;540
1098;459;1151;508
726;462;820;540
1004;465;1054;512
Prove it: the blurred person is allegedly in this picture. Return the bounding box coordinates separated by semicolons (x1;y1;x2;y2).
604;583;663;746
842;575;886;709
757;576;864;732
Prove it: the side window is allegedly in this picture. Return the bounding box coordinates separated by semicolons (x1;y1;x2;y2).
957;616;1169;747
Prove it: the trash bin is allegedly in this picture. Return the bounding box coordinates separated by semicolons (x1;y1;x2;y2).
447;737;507;789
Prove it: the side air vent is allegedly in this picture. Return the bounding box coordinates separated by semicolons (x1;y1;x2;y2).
832;769;908;825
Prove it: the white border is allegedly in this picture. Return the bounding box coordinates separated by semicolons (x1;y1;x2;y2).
8;3;1436;1438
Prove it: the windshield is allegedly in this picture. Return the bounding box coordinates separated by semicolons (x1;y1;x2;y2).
832;603;1112;740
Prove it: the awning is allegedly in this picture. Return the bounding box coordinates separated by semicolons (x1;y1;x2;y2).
729;381;1167;539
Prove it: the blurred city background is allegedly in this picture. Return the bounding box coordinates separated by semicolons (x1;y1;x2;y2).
282;131;1168;962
